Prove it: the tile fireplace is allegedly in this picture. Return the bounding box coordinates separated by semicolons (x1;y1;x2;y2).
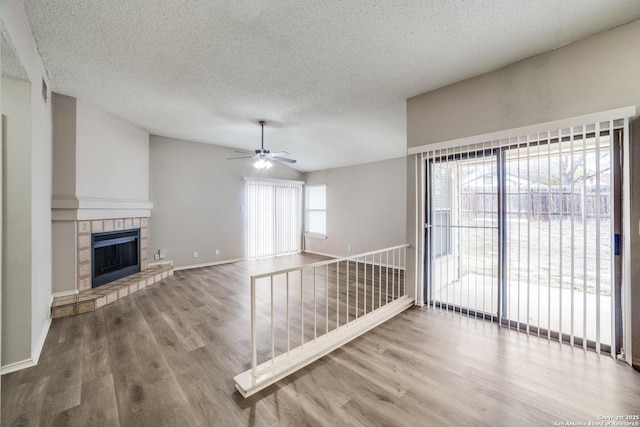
76;217;149;292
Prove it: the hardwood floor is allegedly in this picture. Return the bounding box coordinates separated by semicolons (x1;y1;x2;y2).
3;253;640;426
252;258;406;364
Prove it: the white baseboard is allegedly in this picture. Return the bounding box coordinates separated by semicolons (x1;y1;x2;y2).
149;260;174;268
303;250;339;259
51;289;78;299
1;316;50;375
1;358;37;376
174;257;245;271
32;316;52;365
3;307;54;375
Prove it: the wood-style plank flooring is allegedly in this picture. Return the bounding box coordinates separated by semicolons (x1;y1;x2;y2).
3;253;640;426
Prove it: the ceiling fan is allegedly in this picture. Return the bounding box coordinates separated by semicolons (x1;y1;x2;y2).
227;120;297;169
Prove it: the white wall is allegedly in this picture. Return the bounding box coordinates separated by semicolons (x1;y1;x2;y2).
51;93;76;199
408;20;640;148
50;93;76;295
1;0;53;371
406;19;640;368
1;77;31;365
75;100;149;201
304;157;407;257
51;221;75;294
149;135;304;268
29;73;51;371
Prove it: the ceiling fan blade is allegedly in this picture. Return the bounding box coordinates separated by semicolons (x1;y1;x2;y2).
271;156;297;164
226;156;255;160
227;121;297;166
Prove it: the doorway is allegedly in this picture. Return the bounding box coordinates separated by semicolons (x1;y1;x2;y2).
246;178;303;259
426;128;622;354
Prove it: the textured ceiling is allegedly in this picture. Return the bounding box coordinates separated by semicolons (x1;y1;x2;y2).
1;25;29;82
23;1;640;172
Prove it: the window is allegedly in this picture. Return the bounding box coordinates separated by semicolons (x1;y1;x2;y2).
431;163;452;258
305;185;326;236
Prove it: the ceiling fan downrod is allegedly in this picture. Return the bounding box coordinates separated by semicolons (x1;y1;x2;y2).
259;120;266;151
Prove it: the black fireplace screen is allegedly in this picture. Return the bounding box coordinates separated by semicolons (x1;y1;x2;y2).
92;228;140;288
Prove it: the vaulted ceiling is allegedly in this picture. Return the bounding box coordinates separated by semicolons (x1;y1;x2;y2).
24;1;640;172
1;26;28;82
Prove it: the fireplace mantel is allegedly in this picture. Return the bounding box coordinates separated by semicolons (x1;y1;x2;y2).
52;197;153;221
51;198;153;295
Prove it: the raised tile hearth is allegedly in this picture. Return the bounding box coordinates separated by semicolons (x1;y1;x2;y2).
51;264;173;319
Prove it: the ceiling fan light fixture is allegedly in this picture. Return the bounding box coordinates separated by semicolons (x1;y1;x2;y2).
254;159;273;169
227;120;296;167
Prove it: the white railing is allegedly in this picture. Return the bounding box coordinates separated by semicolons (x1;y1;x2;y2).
234;244;413;397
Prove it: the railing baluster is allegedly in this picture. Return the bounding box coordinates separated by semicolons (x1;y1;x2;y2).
364;255;368;315
399;248;402;299
403;246;407;296
355;257;359;319
286;272;290;355
313;266;317;342
378;253;382;309
251;276;257;377
395;248;398;298
336;262;340;330
386;251;389;304
392;249;396;300
300;269;304;349
346;259;350;324
270;275;274;364
325;264;329;334
371;254;375;312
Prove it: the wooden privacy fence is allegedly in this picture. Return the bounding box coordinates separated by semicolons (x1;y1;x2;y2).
461;185;611;220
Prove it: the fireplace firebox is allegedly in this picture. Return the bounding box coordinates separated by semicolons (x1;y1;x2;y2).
91;228;140;288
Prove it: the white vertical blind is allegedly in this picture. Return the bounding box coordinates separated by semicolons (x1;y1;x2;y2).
424;117;629;356
246;178;303;259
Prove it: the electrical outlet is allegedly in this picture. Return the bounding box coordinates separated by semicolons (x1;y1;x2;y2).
348;246;352;252
193;251;198;258
154;253;160;260
159;248;166;259
215;249;220;255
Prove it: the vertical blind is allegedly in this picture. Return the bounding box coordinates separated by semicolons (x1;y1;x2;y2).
246;178;303;259
422;117;628;356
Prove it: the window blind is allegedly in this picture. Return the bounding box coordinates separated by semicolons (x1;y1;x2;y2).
246;178;303;259
418;114;632;359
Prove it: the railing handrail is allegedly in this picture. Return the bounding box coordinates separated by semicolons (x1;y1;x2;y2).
251;243;410;280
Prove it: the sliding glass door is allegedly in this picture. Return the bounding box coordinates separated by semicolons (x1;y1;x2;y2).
427;152;499;319
246;179;302;259
426;128;621;353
